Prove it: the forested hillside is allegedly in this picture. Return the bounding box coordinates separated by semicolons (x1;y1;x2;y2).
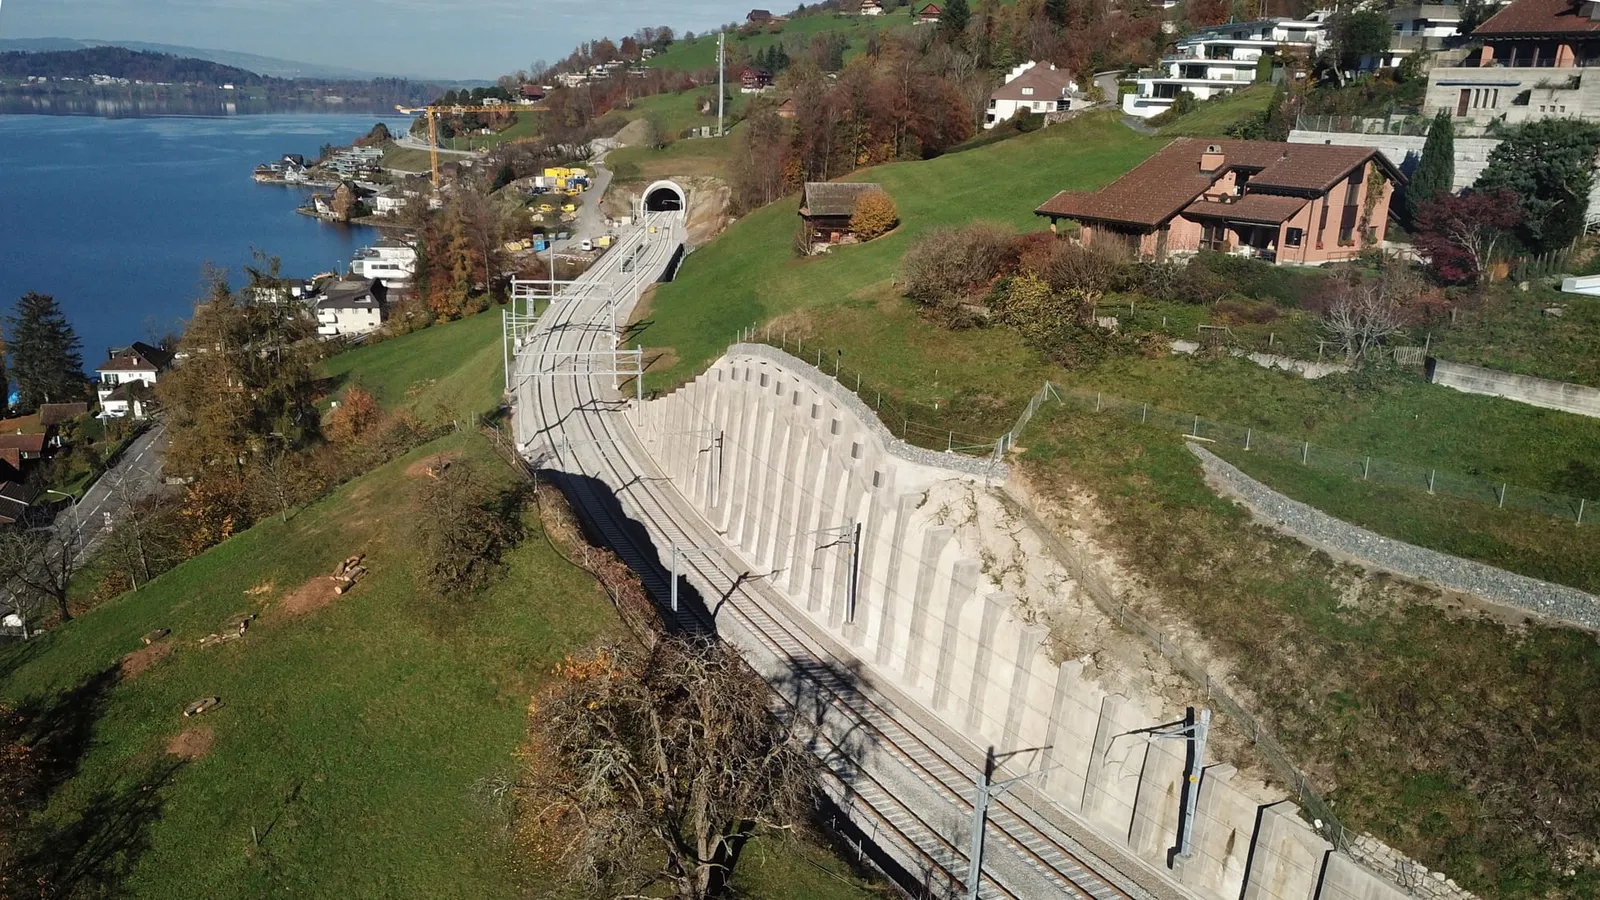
0;48;262;84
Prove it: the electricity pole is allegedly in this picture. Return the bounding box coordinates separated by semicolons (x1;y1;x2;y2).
717;31;726;137
966;746;1054;900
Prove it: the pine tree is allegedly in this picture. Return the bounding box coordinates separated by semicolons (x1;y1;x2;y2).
941;0;971;42
1405;110;1455;227
7;293;83;413
1046;0;1069;26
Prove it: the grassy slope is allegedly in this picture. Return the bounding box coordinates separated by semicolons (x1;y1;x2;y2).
3;432;615;898
1155;84;1273;137
642;113;1161;386
3;316;883;900
320;311;506;420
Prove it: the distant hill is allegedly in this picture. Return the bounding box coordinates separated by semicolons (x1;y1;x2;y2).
0;38;395;80
0;47;265;84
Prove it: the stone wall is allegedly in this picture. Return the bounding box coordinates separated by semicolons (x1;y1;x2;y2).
637;344;1450;900
1427;358;1600;420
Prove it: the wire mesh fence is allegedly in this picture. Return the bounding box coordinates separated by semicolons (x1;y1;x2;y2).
1045;387;1593;525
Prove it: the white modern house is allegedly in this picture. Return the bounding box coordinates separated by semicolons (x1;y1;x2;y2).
858;0;884;15
349;239;417;289
314;277;388;338
96;342;173;420
1122;13;1332;119
1362;3;1465;71
984;62;1088;128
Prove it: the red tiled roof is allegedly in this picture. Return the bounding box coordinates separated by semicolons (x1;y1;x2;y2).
0;448;20;473
1474;0;1600;36
1035;138;1398;228
1184;194;1309;225
0;434;46;454
38;403;87;427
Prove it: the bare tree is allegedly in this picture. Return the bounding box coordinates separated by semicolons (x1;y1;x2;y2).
519;636;817;899
1322;270;1409;366
0;516;83;626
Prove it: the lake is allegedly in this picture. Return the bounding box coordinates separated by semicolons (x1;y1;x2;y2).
0;113;409;359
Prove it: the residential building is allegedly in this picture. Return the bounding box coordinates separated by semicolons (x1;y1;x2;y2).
799;182;884;243
1034;138;1403;265
349;239;417;289
325;146;384;176
1362;3;1466;70
96;342;175;420
748;9;774;24
985;62;1088;128
778;97;798;119
1122;13;1332;119
313;277;388;338
371;190;409;216
917;3;943;25
859;0;884;15
741;68;774;93
38;403;88;429
1424;0;1600;126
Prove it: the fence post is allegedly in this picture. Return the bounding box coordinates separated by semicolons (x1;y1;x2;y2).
1579;498;1586;525
1245;427;1251;450
1302;441;1309;465
947;431;953;452
1363;457;1370;480
1428;469;1436;494
1192;415;1200;438
816;348;822;368
1096;392;1102;412
856;373;861;392
1499;483;1507;509
877;392;882;411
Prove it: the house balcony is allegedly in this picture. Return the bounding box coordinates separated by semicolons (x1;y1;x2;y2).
1389;34;1451;52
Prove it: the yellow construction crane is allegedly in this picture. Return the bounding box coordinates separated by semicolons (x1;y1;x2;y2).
393;103;550;188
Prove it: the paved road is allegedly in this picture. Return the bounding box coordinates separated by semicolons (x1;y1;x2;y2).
71;423;168;558
512;220;1162;900
1;423;168;626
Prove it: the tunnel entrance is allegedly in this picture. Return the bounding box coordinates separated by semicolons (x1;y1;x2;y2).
643;180;687;213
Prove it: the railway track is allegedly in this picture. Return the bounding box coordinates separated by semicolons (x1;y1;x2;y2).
513;214;1160;900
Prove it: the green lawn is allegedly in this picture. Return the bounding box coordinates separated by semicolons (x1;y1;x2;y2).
1156;84;1273;137
320;310;507;421
616;89;749;138
1430;280;1600;388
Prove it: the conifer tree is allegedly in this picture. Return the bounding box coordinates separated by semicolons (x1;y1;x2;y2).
941;0;971;42
1046;0;1069;26
1405;110;1455;226
7;293;83;413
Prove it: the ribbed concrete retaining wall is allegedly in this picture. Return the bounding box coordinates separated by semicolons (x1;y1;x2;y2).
1427;358;1600;419
638;345;1432;900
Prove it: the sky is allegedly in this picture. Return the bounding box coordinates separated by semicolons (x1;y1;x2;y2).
0;0;751;80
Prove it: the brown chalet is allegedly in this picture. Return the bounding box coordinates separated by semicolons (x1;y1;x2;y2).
1034;138;1404;265
800;182;883;243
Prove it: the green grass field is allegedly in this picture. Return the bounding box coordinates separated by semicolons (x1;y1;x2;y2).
320;311;506;421
0;315;885;899
1155;84;1273;137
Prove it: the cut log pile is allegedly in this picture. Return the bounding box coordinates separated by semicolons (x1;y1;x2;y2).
333;555;368;595
198;614;254;648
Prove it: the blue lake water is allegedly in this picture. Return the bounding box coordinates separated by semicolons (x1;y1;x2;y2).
0;113;407;359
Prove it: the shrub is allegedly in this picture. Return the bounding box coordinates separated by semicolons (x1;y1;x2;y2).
901;223;1014;312
1040;242;1123;296
411;459;523;597
849;189;899;241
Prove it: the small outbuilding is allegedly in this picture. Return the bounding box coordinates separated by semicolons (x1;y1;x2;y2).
799;182;885;244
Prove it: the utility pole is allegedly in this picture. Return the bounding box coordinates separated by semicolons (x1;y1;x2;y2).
717;31;726;137
966;746;1054;900
1148;707;1212;863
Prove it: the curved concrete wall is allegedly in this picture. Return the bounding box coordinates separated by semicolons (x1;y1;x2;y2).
637;346;1458;900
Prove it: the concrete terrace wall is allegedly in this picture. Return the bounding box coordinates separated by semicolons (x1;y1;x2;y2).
1428;358;1600;420
1289;130;1600;215
637;344;1432;900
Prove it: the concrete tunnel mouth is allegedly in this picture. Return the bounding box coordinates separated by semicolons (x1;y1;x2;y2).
643;180;687;213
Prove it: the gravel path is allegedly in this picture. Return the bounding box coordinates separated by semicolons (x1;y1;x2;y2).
1190;443;1600;632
